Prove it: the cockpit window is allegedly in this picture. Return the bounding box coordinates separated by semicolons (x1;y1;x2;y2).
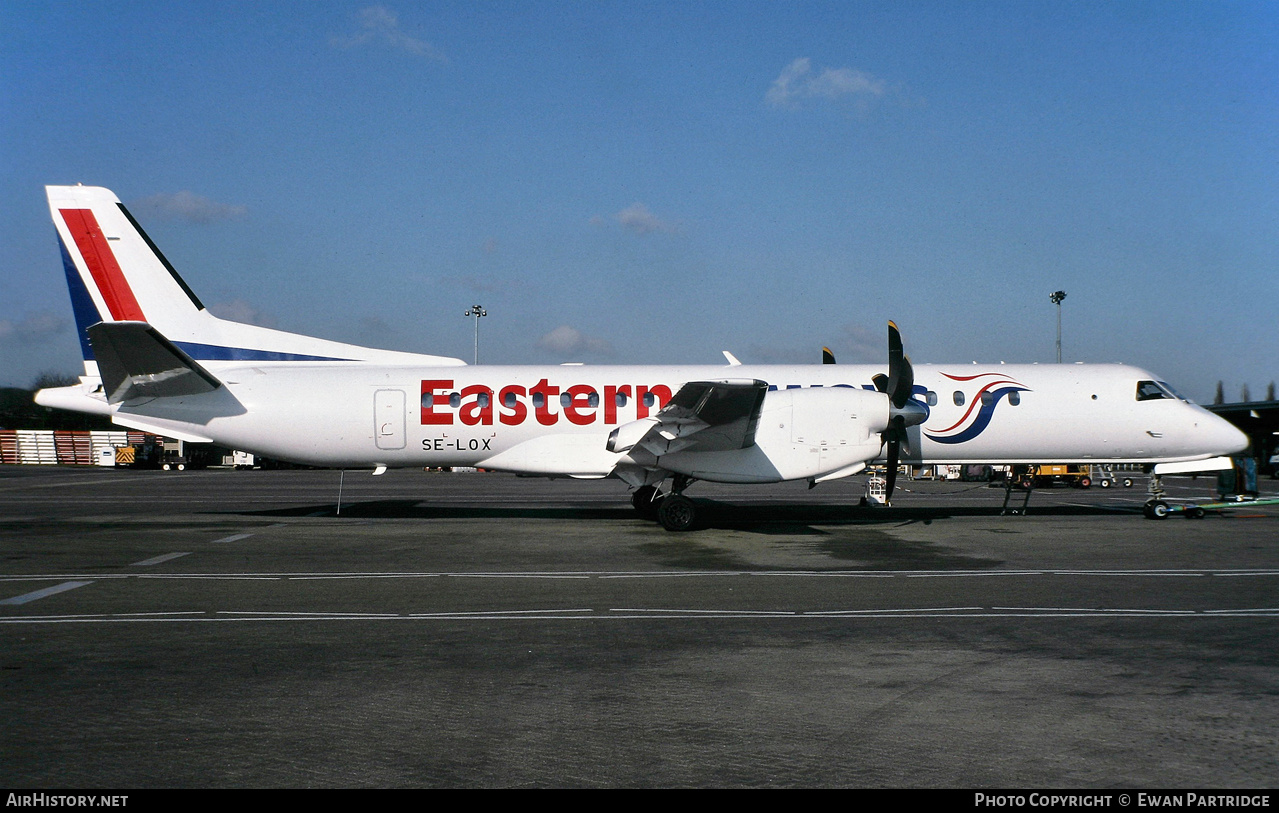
1158;381;1191;402
1136;380;1178;402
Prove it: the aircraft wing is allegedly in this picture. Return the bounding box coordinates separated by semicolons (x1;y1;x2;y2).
608;379;769;456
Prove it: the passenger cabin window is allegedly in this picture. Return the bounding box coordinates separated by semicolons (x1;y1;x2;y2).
980;391;993;406
953;391;965;407
926;391;937;407
1009;391;1021;406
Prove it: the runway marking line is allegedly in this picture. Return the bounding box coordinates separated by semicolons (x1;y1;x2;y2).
130;552;192;567
2;568;1279;582
0;581;94;605
3;606;1278;623
210;533;254;545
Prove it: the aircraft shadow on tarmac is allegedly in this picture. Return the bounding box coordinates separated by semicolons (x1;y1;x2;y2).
227;499;1019;570
229;497;1138;528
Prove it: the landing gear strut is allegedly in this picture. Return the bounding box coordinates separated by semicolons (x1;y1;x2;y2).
1142;472;1170;519
631;485;662;519
632;475;699;531
656;474;698;531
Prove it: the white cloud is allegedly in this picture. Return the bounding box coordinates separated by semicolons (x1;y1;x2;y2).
766;57;886;109
0;312;67;344
838;323;884;363
331;5;448;62
614;202;678;236
536;325;614;358
207;299;277;328
131;191;247;224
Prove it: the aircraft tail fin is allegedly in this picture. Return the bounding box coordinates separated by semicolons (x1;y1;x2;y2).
47;185;466;372
49;185;205;376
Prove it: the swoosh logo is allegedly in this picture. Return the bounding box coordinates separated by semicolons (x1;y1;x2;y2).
924;372;1029;445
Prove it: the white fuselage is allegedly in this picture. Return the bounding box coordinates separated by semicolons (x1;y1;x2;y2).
106;359;1246;479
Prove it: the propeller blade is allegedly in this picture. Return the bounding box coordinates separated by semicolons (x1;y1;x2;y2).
885;436;900;501
822;347;836;365
886;321;914;409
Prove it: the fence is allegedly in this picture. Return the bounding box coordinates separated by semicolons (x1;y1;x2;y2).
0;430;142;465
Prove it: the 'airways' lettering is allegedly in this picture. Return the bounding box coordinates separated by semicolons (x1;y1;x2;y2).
420;380;672;427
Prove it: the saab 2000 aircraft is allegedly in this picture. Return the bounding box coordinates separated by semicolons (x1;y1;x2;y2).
34;185;1248;529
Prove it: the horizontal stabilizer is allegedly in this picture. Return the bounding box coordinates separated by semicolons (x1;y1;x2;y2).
88;321;222;404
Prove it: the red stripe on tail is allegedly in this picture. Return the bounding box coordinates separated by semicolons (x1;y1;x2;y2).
59;208;145;321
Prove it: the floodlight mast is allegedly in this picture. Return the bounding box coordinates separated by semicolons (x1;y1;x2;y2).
1050;290;1067;363
464;304;487;365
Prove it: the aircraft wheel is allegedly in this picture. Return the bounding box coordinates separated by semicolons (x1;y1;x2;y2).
657;494;696;532
1144;500;1170;520
631;485;660;519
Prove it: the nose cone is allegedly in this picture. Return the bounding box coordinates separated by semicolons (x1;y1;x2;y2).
1202;411;1250;456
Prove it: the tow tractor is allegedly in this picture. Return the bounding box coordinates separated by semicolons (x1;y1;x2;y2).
1144;494;1279;519
1143;456;1278;519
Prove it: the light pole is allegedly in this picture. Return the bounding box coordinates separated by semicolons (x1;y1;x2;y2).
1049;290;1066;363
462;304;486;365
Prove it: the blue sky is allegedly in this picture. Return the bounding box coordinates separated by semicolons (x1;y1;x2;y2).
2;1;1276;402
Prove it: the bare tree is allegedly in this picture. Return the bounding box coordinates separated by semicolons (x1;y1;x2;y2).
30;371;80;390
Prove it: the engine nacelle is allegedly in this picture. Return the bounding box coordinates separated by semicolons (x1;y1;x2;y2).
660;387;889;483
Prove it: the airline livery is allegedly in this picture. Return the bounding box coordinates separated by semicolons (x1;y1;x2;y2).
35;185;1247;529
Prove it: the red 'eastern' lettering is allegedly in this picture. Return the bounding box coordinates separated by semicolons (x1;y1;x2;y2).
420;380;673;426
604;384;631;424
421;379;453;425
529;379;560;426
458;385;494;426
498;385;527;426
563;384;597;425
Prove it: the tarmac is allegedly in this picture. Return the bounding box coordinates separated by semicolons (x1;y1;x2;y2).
1;465;1276;788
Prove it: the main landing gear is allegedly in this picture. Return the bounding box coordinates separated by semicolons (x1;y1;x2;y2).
631;475;698;532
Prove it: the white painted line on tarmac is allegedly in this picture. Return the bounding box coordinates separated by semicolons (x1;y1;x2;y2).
0;581;94;605
130;552;192;567
210;533;254;545
3;605;1277;623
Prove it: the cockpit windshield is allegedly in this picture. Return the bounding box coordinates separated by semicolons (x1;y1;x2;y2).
1136;380;1192;403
